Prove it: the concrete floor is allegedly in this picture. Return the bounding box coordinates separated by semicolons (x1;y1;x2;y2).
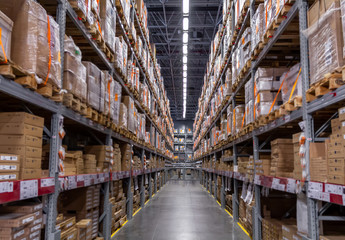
113;179;251;240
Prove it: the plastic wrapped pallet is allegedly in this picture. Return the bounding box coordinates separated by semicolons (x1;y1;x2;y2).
251;4;264;53
305;0;344;85
0;0;61;88
64;36;87;101
100;0;116;53
246;100;254;125
264;0;277;31
341;0;345;56
281;63;302;103
123;96;135;133
227;105;233;136
0;10;12;62
103;71;114;118
233;105;245;134
113;80;122;125
119;103;127;129
114;37;124;72
83;61;102;111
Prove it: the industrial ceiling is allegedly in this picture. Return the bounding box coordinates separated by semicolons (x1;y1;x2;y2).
146;0;223;120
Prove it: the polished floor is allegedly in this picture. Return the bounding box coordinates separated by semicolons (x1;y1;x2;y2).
113;178;251;240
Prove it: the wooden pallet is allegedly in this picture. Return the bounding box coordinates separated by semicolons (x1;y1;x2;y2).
306;72;344;102
283;96;302;112
86;107;99;122
63;93;87;115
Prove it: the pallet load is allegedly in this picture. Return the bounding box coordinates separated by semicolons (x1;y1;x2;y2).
100;0;116;53
292;132;303;180
110;180;126;233
61;150;84;176
0;112;44;180
0;202;43;240
64;36;87;113
281;63;302;107
56;215;77;240
0;10;12;63
85;145;114;173
232;105;245;134
76;219;92;240
245;81;254;126
251;4;264;55
270;138;294;178
307;0;344;86
309;142;327;182
113;143;122;172
83;154;97;174
0;0;61;93
120;144;131;171
237;157;249;174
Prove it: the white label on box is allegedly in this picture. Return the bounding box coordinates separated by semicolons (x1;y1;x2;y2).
0;165;17;170
321;192;330;202
342;121;345;127
272;178;281;189
234;165;238;172
0;181;13;193
0;174;17;180
325;184;343;195
0;155;18;161
20;180;38;200
286;179;296;194
68;176;77;190
41;178;55;187
22;216;34;224
340;107;345;115
77;175;84;182
308;182;323;192
84;178;91;186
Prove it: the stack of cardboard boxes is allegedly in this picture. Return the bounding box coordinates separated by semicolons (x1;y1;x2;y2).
62;150;84;176
85;145;114;173
113;143;122;172
83;154;97;174
132;156;142;171
255;154;271;176
0;202;43;240
56;215;77;240
110;180;126;233
76;219;92;240
58;185;101;239
120;144;131;171
270;139;294;178
310;142;327;182
292;133;302;180
237;157;249;174
0;112;44;180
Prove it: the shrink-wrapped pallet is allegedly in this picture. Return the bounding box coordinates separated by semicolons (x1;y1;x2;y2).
114;37;124;72
0;0;61;88
83;61;102;111
113;80;122;125
233;105;245;134
103;71;114;118
305;1;344;85
281;63;302;103
100;0;116;53
0;10;12;61
119;103;127;129
246;100;254;125
251;4;264;53
64;36;87;101
123;96;135;133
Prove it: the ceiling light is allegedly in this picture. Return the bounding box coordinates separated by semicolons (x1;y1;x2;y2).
183;89;187;94
183;32;188;43
183;78;187;83
183;112;186;118
183;71;187;78
183;99;186;105
183;17;189;31
183;64;187;71
183;0;189;15
183;83;187;88
183;45;188;54
183;56;187;64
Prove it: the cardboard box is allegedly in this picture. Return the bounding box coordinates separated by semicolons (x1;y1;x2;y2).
320;236;345;240
328;158;345;168
339;107;345;121
0;146;42;158
20;169;41;180
21;157;40;169
0;113;43;127
0;123;43;137
327;174;345;184
0;135;42;148
328;166;345;175
0;227;29;240
0;213;35;228
310;142;326;158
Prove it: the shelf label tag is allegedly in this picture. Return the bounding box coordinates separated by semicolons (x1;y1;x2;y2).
41;178;55;187
234;165;238;172
0;182;13;193
272;178;285;191
68;176;77;190
286;179;296;193
77;175;84;182
284;115;291;122
308;182;323;192
325;184;343;195
321;192;330;202
20;180;38;200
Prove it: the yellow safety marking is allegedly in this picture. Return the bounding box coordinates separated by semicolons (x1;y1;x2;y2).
237;222;251;238
152;194;155;197
225;209;233;217
217;201;221;206
145;199;150;204
111;220;128;238
133;208;142;216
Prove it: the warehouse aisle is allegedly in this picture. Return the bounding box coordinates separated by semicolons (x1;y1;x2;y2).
114;180;250;240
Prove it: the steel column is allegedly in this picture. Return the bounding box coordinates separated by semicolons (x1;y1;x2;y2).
140;149;145;207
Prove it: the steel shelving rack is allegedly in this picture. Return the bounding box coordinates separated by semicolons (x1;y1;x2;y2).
174;129;193;162
193;0;345;239
0;0;174;239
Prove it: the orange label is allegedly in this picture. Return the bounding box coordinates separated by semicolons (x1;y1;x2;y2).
115;94;118;102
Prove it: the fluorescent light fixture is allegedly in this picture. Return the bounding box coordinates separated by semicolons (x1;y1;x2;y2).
183;89;187;94
183;64;187;71
183;17;189;31
183;71;187;78
183;78;187;83
183;112;185;118
183;56;187;64
183;83;187;88
183;32;188;43
183;0;189;14
183;99;186;105
183;45;188;54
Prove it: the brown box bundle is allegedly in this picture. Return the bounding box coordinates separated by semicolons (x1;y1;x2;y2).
270;139;294;178
292;132;303;180
0;202;43;240
113;143;122;172
310;142;327;182
0;112;44;180
255;155;271;176
307;0;344;85
237;157;249;174
120;144;131;171
76;219;92;240
84;154;97;174
0;0;61;88
85;145;114;173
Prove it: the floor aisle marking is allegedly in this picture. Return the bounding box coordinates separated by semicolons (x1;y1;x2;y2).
237;222;251;238
225;209;233;217
217;201;221;206
145;199;150;204
111;220;128;238
133;207;142;216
